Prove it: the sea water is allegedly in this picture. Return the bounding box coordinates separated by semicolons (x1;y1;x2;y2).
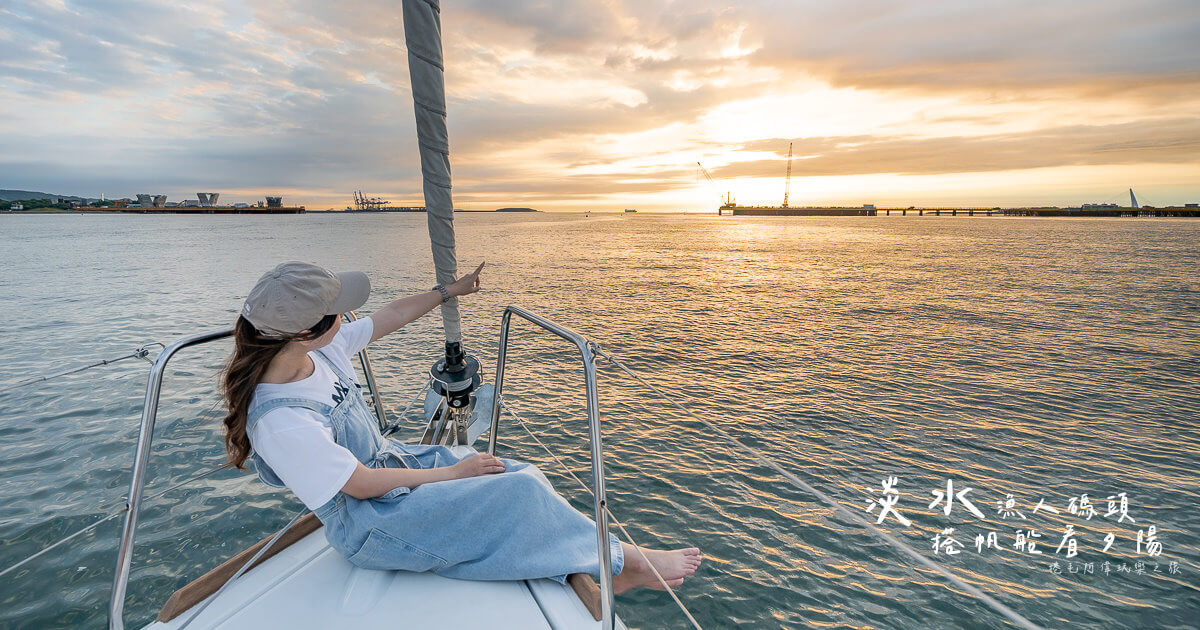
1;212;1197;628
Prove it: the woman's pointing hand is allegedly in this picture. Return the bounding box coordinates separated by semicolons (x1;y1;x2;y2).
450;262;485;298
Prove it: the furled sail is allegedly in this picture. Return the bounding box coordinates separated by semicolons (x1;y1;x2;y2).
402;0;460;343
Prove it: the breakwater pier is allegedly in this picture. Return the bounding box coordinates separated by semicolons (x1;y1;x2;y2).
719;205;1200;218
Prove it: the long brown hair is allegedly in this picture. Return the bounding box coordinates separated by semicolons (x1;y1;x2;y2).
221;314;337;468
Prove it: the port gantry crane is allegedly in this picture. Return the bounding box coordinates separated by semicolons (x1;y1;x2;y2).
782;142;793;208
697;161;735;214
353;190;391;211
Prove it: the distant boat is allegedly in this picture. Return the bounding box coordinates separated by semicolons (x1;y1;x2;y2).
624;209;637;213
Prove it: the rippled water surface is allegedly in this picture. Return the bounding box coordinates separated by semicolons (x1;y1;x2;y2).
1;212;1198;629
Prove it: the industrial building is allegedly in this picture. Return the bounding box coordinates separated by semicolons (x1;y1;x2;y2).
120;192;303;214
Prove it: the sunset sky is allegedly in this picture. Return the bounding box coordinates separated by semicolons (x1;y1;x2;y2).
3;0;1199;211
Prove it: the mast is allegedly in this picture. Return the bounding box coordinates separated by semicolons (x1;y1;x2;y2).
403;0;460;343
782;142;793;208
402;0;479;416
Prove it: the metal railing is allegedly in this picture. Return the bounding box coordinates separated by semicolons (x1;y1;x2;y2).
109;327;232;630
486;305;617;630
108;314;388;630
488;317;1038;630
106;306;615;628
345;311;390;430
499;398;703;629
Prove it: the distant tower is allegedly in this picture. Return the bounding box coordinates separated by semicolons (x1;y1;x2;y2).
266;196;283;208
1129;188;1138;209
782;142;793;208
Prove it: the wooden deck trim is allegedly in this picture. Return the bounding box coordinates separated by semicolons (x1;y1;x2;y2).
158;511;605;624
567;573;603;621
156;512;323;622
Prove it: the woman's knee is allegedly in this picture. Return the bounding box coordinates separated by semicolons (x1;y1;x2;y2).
499;458;529;473
495;467;550;496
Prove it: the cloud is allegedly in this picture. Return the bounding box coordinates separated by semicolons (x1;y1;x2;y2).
726;117;1200;178
699;1;1200;96
0;0;1198;208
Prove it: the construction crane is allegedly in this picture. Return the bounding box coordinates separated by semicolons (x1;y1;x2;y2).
782;142;793;208
697;162;734;209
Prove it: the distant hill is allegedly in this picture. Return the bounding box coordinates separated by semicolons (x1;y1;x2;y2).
0;189;100;203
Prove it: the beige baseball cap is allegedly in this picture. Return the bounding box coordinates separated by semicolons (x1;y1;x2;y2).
241;262;370;337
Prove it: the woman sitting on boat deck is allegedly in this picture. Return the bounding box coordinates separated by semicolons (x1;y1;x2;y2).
220;261;701;592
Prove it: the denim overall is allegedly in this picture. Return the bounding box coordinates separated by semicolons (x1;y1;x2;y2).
246;349;623;584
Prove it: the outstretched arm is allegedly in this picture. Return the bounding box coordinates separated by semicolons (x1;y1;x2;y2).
340;452;505;499
368;262;485;342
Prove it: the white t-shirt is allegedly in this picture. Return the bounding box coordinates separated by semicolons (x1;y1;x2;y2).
249;317;374;510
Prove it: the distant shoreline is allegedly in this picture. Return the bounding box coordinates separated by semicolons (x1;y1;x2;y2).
307;208;539;213
5;207;1200;218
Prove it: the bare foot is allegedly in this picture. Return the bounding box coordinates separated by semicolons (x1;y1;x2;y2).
613;545;701;593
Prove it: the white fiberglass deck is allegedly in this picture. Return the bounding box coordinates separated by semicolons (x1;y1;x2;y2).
144;439;622;630
144;521;623;630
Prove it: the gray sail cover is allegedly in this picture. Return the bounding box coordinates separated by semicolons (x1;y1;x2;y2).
403;0;461;343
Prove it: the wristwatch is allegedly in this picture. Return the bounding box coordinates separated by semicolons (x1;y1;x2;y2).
433;284;451;303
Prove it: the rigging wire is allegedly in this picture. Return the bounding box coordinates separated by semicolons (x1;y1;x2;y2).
0;339;1039;630
499;399;704;630
0;381;431;583
0;463;232;580
381;378;433;437
0;343;163;394
176;508;308;630
0;510;125;580
590;345;1043;630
